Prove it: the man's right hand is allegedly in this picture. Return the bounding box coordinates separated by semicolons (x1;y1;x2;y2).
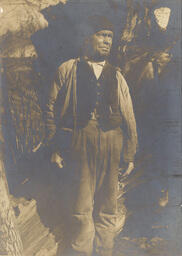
51;152;64;169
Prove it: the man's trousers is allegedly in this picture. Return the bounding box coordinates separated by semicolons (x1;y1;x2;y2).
63;120;123;256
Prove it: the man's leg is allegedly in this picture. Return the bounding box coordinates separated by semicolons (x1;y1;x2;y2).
64;121;99;256
93;127;123;256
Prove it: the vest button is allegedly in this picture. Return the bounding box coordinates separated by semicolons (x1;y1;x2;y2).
97;82;101;87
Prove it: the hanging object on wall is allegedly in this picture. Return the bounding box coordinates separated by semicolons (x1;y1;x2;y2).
154;7;171;30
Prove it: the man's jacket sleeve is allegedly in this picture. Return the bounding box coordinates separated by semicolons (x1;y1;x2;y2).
117;71;138;163
43;64;66;146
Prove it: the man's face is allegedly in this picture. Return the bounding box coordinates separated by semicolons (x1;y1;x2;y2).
89;30;113;59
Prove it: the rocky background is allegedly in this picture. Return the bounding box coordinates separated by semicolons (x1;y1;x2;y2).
0;0;181;255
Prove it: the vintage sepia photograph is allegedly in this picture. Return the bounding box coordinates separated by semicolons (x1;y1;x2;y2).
0;0;181;256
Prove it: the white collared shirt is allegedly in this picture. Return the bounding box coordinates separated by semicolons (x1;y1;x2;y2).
86;60;106;119
87;60;105;80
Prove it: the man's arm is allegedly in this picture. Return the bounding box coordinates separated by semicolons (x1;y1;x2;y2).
33;58;76;167
117;71;138;170
44;59;76;146
32;71;62;153
32;67;66;167
44;70;63;145
32;63;66;153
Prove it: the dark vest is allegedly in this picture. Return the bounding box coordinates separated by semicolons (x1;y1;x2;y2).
76;60;122;129
57;59;122;130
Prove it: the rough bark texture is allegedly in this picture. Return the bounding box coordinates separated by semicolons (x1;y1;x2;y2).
0;159;23;256
10;197;58;256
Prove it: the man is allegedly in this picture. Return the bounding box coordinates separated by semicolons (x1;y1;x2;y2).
43;15;137;256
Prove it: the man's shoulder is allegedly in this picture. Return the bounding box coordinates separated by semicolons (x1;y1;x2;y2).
116;66;123;74
114;66;129;92
56;58;78;81
106;62;127;89
115;66;126;82
107;62;124;75
58;58;78;72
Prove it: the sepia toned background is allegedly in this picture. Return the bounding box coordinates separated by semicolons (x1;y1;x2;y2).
0;0;181;255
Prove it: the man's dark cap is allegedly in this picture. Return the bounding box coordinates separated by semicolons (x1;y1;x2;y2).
87;15;114;33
